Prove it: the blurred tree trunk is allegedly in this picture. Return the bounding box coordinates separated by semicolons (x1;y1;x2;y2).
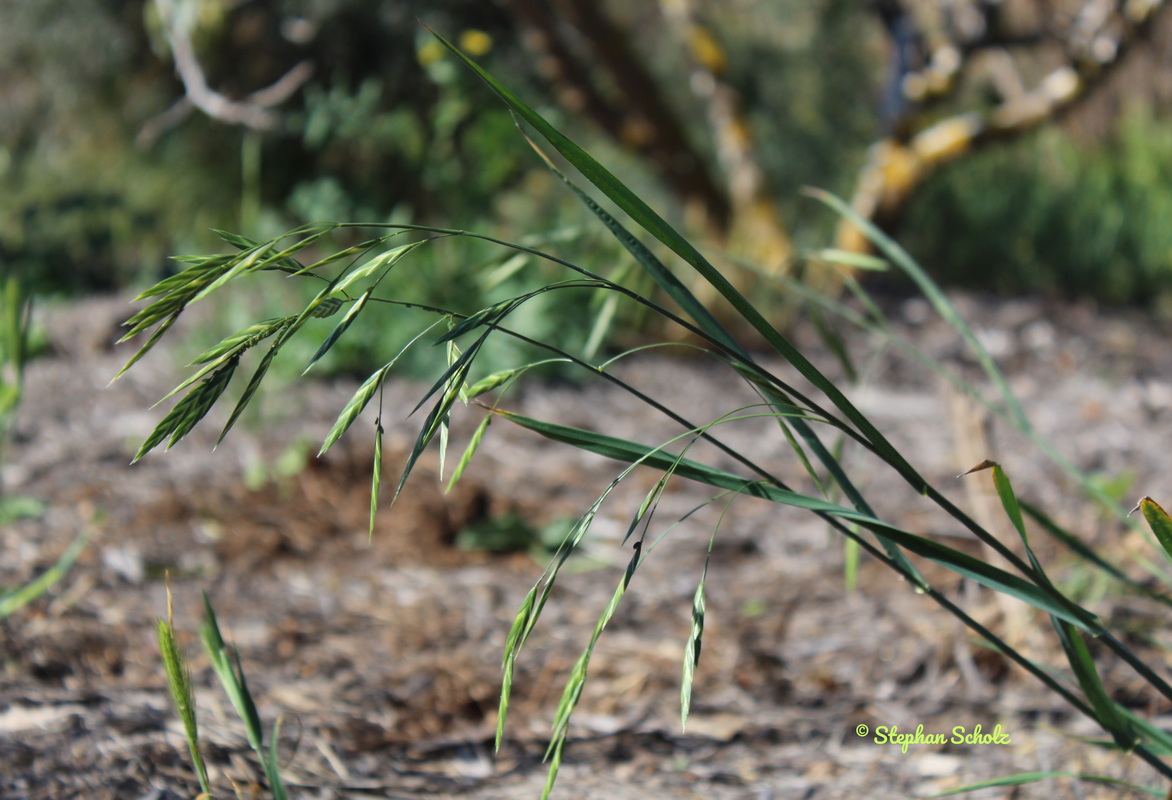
504;0;796;314
659;0;795;277
502;0;732;234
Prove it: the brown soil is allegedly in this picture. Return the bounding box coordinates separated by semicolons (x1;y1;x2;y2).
3;293;1172;799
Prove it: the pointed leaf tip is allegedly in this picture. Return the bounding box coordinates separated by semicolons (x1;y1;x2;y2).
959;459;998;478
1135;497;1172;562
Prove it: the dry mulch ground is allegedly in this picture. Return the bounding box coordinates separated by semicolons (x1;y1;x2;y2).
3;292;1172;799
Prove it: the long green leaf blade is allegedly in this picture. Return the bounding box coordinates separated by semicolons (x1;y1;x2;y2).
494;409;1099;630
1053;618;1136;749
931;771;1164;797
432;30;926;492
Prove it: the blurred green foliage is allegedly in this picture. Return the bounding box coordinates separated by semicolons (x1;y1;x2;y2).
903;107;1172;306
725;0;881;242
1;0;246;294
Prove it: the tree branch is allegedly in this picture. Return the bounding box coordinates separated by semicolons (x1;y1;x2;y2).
152;0;312;132
839;0;1168;252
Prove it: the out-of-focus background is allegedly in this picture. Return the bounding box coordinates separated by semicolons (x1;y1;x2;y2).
6;0;1172;314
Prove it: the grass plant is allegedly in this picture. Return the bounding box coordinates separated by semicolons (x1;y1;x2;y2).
157;582;288;799
0;277;45;523
0;277;81;616
125;33;1172;798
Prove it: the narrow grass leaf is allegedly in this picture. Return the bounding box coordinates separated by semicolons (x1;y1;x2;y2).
808;303;858;383
199;598;261;752
0;532;86;617
931;771;1164;797
516;130;738;355
481;252;531;289
265;716;288;800
495;409;1100;629
438;415;449;480
304;289;371;375
229;647;274;781
843;528;860;591
1135;497;1172;562
808;247;890;271
436;33;926;496
805;188;1030;430
584;290;619;359
1053;618;1136;749
734;366;926;586
200;596;275;785
964;460;1052;581
1117;707;1172;755
510;72;917;581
